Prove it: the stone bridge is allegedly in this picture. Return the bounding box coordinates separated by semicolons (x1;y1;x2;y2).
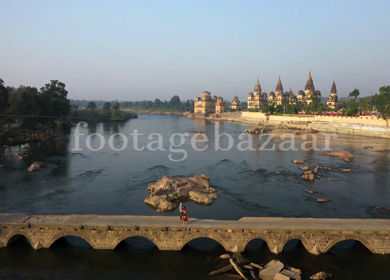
1;214;390;255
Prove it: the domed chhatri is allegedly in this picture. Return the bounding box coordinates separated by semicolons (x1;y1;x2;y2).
248;79;268;110
194;91;225;115
326;80;338;109
230;96;240;111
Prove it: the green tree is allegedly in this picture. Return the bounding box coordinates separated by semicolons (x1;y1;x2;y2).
0;78;9;114
295;101;304;112
376;86;390;122
9;86;40;128
347;99;358;116
275;105;284;114
0;79;10;130
358;97;370;113
349;89;360;99
154;98;162;107
112;100;120;111
38;80;70;127
169;95;181;107
87;101;97;110
0;78;9;109
102;102;111;111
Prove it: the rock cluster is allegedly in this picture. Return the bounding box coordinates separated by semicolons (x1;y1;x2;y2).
318;150;355;162
317;198;329;203
210;256;305;280
293;159;304;164
363;146;374;149
244;126;269;134
210;254;332;280
303;128;319;134
144;175;218;212
299;166;311;171
302;170;315;181
28;162;44;172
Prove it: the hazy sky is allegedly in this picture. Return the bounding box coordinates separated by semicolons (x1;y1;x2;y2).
1;0;389;101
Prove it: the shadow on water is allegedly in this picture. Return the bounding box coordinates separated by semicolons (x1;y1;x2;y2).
0;236;229;280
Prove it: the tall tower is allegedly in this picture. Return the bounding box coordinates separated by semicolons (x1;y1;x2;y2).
305;71;315;104
275;76;284;105
326;80;338;109
254;79;262;95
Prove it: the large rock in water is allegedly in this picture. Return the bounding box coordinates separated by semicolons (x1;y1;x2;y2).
302;170;315;181
28;162;44;172
144;196;176;213
145;175;218;212
259;261;284;280
318;150;355;162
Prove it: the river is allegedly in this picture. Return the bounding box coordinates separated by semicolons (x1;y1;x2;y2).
1;114;390;279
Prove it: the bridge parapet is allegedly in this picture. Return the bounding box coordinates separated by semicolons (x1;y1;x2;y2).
1;214;389;255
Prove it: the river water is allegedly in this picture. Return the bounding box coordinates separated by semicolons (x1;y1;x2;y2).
1;114;390;279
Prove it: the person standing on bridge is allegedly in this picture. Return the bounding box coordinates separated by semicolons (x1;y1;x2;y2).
181;205;188;225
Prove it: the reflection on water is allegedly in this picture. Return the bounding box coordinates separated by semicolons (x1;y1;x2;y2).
1;115;390;279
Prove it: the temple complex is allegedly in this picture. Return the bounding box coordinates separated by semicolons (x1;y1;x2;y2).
326;81;338;109
194;91;224;115
248;72;324;107
195;72;339;115
230;96;240;110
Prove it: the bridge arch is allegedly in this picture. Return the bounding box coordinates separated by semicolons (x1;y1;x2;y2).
5;232;33;247
177;233;230;251
243;235;274;253
323;235;376;254
47;232;94;248
280;236;312;252
112;232;162;250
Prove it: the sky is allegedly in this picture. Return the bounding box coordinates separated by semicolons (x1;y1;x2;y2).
1;0;389;101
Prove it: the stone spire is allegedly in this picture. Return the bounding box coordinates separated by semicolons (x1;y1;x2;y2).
289;87;293;96
305;71;315;92
275;76;283;93
331;80;337;94
254;79;262;94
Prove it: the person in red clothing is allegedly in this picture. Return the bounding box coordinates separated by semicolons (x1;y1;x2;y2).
181;206;188;225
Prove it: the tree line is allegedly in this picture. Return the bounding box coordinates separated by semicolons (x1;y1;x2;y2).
71;95;195;113
120;95;194;112
0;78;139;132
69;100;137;122
0;78;71;130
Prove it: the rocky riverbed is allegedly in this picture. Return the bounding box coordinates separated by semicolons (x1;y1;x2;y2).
209;252;332;280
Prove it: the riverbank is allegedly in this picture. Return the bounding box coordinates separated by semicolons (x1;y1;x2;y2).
0;129;63;147
123;109;186;116
200;112;390;139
